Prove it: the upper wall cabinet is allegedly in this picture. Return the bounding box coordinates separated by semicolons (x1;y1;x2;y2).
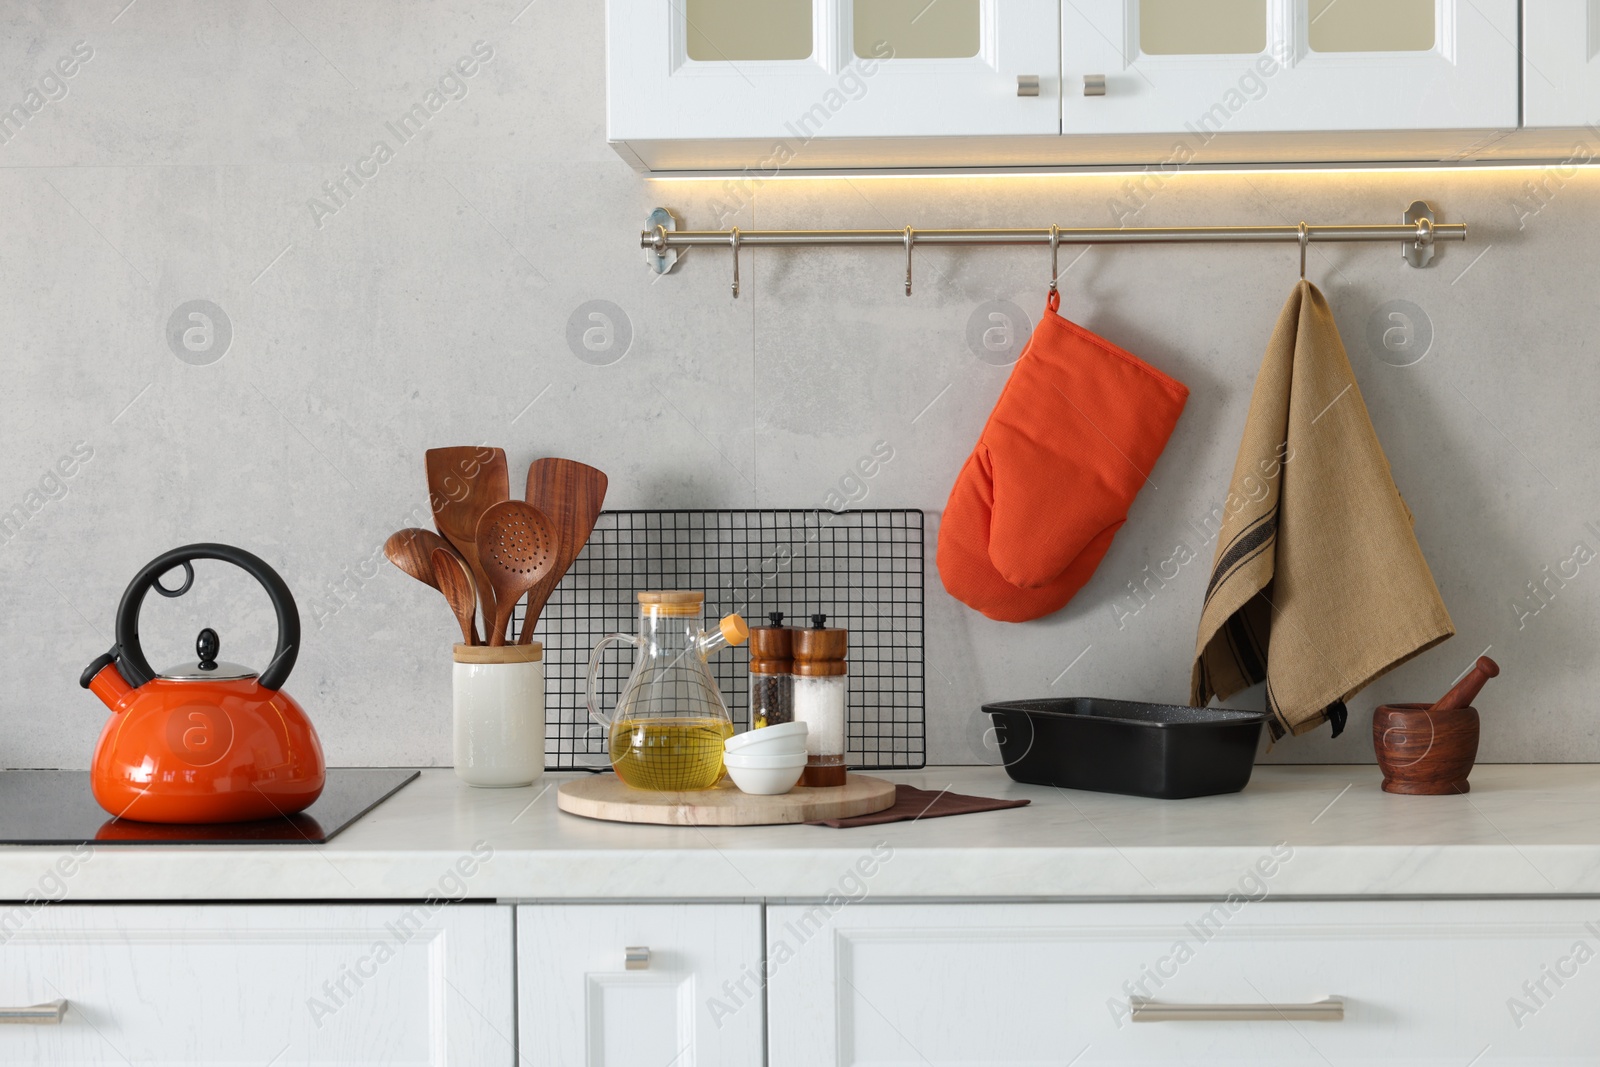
1523;1;1600;127
607;0;1061;152
1062;0;1519;134
606;0;1550;171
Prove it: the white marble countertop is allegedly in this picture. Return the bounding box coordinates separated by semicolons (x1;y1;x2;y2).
6;765;1600;902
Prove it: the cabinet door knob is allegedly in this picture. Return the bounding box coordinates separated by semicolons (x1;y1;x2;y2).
0;999;67;1025
1016;74;1040;97
625;946;650;971
1084;74;1107;96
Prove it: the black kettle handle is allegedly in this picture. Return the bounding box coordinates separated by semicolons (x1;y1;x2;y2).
105;543;300;691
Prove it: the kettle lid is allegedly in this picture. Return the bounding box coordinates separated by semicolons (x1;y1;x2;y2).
159;628;257;682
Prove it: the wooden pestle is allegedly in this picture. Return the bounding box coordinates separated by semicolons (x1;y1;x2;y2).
1427;656;1500;713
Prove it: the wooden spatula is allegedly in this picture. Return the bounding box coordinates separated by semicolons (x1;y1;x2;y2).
476;501;559;646
430;547;481;646
426;446;509;633
518;458;608;643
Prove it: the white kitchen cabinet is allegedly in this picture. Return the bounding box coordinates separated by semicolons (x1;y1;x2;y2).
607;0;1061;167
0;903;514;1066
1062;0;1519;136
1523;1;1600;128
767;899;1600;1065
517;903;764;1067
607;0;1527;170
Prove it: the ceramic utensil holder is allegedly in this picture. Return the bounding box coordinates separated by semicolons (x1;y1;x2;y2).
1372;703;1479;795
452;643;545;788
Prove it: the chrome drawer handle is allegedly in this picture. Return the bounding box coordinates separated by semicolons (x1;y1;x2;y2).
625;946;650;971
1084;74;1107;96
0;999;67;1025
1131;996;1343;1022
1016;74;1040;97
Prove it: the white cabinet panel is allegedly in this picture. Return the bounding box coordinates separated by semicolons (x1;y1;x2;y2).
1524;1;1600;127
768;900;1600;1066
607;0;1061;142
0;903;514;1066
1062;0;1518;135
518;903;763;1067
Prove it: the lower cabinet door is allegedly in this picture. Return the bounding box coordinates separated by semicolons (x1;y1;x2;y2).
518;903;764;1067
767;900;1600;1066
0;903;514;1066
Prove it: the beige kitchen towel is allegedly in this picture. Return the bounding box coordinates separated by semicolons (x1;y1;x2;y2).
1191;281;1454;739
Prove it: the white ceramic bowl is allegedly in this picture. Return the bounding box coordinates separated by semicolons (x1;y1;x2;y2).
723;751;807;796
725;720;809;757
723;751;808;769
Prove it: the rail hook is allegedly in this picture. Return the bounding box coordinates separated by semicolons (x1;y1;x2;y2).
1048;224;1061;311
730;227;741;298
904;226;914;297
1298;221;1309;280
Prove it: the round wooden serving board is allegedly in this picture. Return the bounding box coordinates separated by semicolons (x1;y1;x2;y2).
557;773;896;826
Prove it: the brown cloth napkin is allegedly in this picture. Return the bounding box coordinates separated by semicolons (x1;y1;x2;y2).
1191;281;1454;740
808;785;1029;828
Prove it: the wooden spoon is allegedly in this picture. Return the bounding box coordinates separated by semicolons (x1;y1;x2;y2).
476;501;559;646
431;547;481;646
383;528;457;592
426;446;509;632
518;458;608;643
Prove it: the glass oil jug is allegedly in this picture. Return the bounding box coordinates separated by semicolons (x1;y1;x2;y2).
587;591;749;791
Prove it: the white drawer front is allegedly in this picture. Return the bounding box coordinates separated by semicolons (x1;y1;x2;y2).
0;903;513;1066
768;900;1600;1066
518;903;763;1067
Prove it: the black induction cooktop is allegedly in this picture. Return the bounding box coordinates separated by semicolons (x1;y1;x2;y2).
0;768;418;845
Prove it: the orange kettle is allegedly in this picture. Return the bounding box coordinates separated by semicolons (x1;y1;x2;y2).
80;544;325;823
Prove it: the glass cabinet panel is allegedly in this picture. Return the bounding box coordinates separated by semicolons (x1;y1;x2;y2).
1140;0;1266;55
854;0;981;59
1308;0;1435;52
685;0;814;61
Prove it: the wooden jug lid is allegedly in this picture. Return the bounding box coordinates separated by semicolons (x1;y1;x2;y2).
637;590;703;617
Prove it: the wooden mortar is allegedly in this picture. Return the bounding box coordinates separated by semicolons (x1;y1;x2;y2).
1372;656;1498;795
1372;703;1479;794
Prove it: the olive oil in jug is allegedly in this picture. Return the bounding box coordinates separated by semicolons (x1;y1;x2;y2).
607;716;735;791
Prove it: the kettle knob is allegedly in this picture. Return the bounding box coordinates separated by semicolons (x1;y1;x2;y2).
811;613;827;628
196;628;220;672
768;611;785;626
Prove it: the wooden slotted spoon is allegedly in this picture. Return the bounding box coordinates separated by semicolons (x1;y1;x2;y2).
426;446;510;635
430;547;481;646
475;501;559;646
518;458;608;643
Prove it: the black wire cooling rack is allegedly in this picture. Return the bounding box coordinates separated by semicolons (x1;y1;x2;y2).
519;509;926;771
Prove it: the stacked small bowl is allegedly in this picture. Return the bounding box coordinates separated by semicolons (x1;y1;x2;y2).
723;721;809;795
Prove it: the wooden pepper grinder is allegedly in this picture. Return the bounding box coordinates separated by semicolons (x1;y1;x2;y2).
748;612;795;728
1373;656;1500;795
793;614;848;788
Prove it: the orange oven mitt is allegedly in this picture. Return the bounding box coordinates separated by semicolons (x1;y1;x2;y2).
938;295;1189;622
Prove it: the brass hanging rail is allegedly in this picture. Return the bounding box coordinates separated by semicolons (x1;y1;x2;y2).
639;201;1465;296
